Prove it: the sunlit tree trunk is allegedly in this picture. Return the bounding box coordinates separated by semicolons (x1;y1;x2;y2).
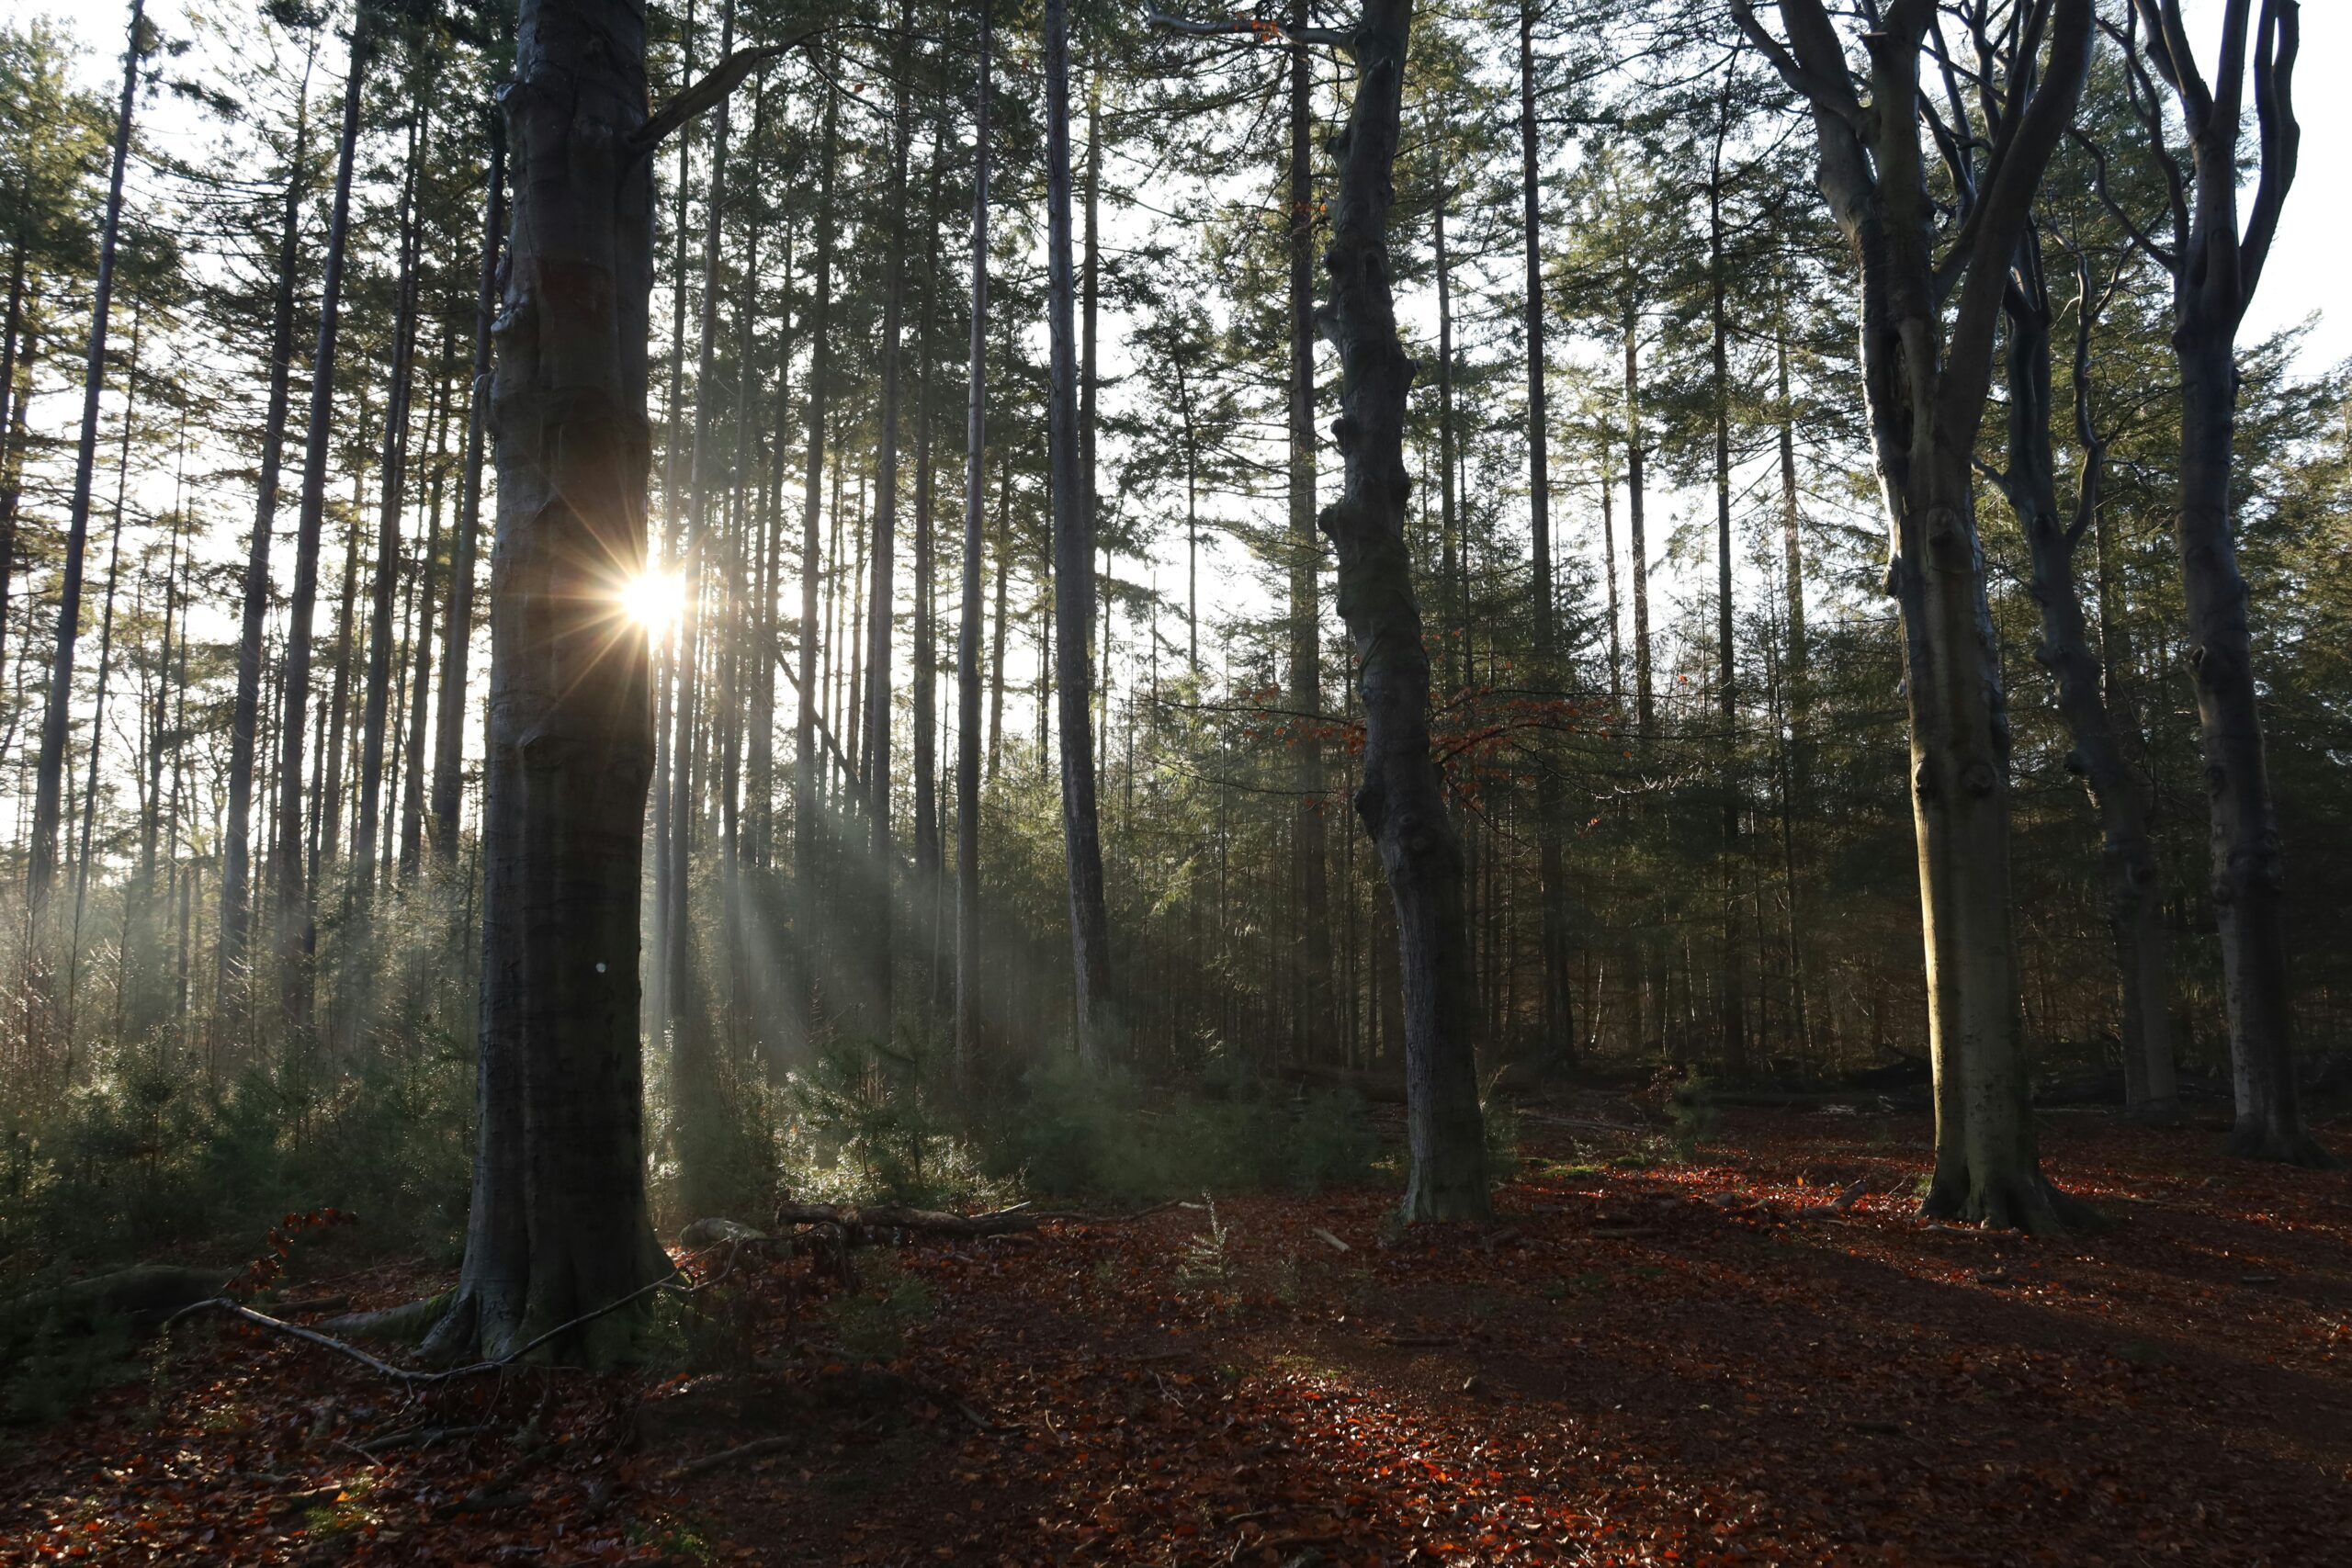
1317;0;1487;1220
427;0;671;1367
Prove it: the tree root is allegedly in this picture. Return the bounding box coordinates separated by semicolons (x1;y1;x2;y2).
2222;1122;2341;1169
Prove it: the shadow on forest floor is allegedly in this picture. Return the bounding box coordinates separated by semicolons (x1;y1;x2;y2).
5;1100;2349;1564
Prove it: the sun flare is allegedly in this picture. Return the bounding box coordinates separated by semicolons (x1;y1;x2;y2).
621;570;684;636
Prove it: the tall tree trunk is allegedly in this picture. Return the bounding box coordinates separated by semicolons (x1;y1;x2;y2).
956;0;991;1077
0;242;23;679
432;107;505;861
1315;0;1487;1221
1284;0;1332;1066
1519;0;1570;1060
668;0;734;1144
1622;318;1651;734
30;0;144;913
650;0;696;1044
401;337;457;874
1735;0;2098;1230
426;0;671;1367
355;105;428;907
1045;0;1113;1060
2125;0;2324;1164
1999;242;2177;1123
1706;98;1743;1077
275;6;372;1037
221;29;314;1001
862;0;917;1044
796;90;839;1053
910;134;946;995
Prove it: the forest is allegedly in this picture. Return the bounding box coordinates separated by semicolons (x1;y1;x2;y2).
1;0;2349;1561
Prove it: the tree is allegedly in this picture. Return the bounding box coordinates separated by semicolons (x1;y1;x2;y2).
424;0;752;1364
1046;0;1114;1061
1733;0;2098;1232
2102;0;2326;1166
29;0;147;914
956;0;992;1077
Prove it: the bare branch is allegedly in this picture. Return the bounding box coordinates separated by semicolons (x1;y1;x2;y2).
1147;10;1354;51
2238;0;2300;310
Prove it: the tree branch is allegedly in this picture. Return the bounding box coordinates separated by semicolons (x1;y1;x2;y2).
2238;0;2299;310
1147;10;1354;52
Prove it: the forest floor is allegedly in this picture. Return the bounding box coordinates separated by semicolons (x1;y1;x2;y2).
5;1100;2351;1566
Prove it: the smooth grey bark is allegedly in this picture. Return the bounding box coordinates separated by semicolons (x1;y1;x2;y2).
1995;239;2177;1123
955;0;990;1078
431;107;505;862
221;28;314;998
1045;0;1113;1060
426;0;673;1367
1735;0;2098;1232
275;5;372;1035
2116;0;2325;1165
1315;0;1487;1220
29;0;143;912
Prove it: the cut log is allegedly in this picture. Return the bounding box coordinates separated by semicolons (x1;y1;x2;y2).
767;1202;1045;1237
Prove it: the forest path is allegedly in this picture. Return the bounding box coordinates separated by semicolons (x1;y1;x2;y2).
5;1107;2349;1564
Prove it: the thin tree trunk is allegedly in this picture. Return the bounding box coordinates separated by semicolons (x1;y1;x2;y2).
1520;0;1570;1060
796;90;839;1052
1285;0;1331;1066
1623;318;1651;734
956;0;991;1077
220;29;315;1001
275;6;372;1037
30;0;144;913
355;104;429;904
862;0;918;1043
1707;95;1743;1076
2000;241;2177;1123
401;336;457;874
1046;0;1113;1059
432;100;506;862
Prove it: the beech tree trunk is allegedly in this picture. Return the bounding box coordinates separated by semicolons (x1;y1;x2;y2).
1316;0;1487;1222
1045;0;1114;1060
2122;0;2324;1164
1998;244;2177;1123
425;0;670;1367
1736;0;2097;1232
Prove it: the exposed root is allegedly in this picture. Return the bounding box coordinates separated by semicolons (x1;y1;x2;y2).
2222;1122;2341;1169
